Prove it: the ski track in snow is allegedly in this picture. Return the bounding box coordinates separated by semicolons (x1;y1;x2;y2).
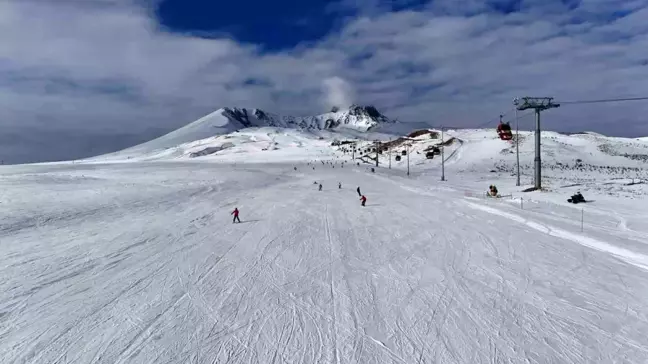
2;162;648;363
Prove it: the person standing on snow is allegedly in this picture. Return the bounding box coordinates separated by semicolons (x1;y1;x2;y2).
231;207;241;223
356;186;361;196
319;184;323;191
338;182;342;189
360;195;367;206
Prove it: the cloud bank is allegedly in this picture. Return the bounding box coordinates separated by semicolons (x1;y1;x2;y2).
1;0;648;162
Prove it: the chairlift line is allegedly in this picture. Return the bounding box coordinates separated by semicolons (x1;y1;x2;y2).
559;96;648;105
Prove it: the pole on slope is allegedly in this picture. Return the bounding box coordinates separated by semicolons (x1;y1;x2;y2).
375;140;379;167
388;139;392;169
407;142;410;176
441;126;446;181
581;208;584;232
515;106;521;186
352;142;355;160
534;109;542;190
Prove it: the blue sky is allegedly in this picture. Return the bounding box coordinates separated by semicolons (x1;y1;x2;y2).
157;0;349;51
1;0;648;163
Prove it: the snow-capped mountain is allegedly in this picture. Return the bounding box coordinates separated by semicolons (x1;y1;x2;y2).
222;104;394;131
122;105;396;154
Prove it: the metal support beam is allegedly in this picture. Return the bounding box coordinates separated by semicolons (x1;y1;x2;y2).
534;110;541;190
515;108;520;186
375;141;379;167
388;139;391;169
407;143;410;176
441;127;445;181
514;97;560;190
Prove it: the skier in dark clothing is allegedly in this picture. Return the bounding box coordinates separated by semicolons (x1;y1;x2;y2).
360;195;367;206
231;208;241;223
319;184;323;191
357;187;361;196
338;182;342;189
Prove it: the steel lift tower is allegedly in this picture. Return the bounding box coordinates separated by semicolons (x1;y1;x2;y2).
513;97;560;190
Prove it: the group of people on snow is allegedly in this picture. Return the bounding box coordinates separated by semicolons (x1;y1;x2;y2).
315;181;367;206
231;162;372;224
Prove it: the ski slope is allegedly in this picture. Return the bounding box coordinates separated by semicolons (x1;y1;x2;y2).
2;161;648;363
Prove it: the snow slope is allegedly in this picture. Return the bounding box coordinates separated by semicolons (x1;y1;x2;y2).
2;161;648;363
121;109;246;153
94;111;648;193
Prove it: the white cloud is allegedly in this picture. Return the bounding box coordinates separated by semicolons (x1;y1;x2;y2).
1;0;648;162
322;76;356;110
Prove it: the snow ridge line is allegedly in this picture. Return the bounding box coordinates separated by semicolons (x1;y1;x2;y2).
463;200;648;272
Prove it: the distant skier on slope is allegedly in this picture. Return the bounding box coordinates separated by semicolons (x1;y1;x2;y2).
360;195;367;206
231;207;241;223
319;184;323;191
357;186;361;196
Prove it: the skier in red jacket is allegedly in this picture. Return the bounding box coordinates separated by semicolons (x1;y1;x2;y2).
360;195;367;206
231;207;241;223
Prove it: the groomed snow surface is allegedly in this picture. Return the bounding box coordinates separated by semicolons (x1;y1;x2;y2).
3;158;648;363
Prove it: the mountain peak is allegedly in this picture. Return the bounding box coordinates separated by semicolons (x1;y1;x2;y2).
348;104;382;118
125;105;399;152
216;105;395;132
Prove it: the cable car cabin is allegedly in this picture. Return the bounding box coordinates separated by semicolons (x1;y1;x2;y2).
497;122;513;140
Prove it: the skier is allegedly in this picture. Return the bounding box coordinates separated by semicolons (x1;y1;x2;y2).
338;182;342;189
360;195;367;206
231;207;241;223
356;186;361;196
319;184;323;191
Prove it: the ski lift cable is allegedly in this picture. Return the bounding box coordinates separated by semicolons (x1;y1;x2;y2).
473;107;515;129
558;96;648;105
431;95;648;131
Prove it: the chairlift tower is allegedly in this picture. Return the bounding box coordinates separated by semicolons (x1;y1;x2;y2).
374;140;380;167
388;138;392;169
440;127;445;181
514;97;560;190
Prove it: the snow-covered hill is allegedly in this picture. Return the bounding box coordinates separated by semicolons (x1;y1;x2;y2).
91;118;648;199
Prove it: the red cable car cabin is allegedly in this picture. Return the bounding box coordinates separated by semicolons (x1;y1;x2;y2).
497;122;513;140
